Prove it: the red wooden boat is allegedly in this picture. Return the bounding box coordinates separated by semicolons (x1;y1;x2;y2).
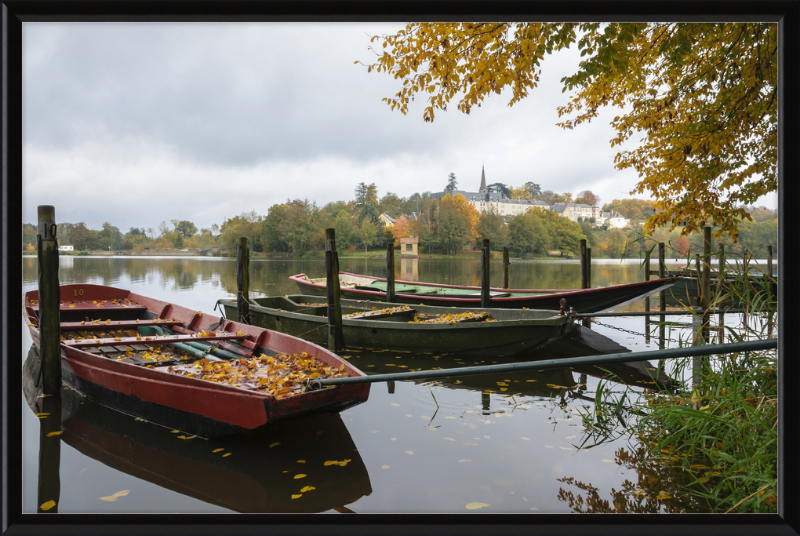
23;284;370;438
290;272;678;313
23;346;372;513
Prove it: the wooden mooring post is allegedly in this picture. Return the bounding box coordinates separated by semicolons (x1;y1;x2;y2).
325;228;345;352
644;248;651;344
236;237;250;324
480;239;491;309
718;244;725;342
579;239;590;327
386;238;396;303
38;205;62;396
502;246;510;290
658;242;666;349
767;245;773;281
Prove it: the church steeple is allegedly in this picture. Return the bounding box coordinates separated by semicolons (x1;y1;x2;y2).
479;164;487;193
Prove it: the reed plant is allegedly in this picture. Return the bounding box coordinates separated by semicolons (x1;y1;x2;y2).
578;243;778;512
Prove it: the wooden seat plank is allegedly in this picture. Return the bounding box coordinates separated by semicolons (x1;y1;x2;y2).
63;332;252;349
60;319;183;330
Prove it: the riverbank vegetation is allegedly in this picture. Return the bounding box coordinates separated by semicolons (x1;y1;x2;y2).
567;251;778;512
23;193;776;259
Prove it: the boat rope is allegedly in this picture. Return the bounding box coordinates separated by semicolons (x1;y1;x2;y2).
305;337;776;389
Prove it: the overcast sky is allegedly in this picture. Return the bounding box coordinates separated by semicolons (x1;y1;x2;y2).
22;22;777;233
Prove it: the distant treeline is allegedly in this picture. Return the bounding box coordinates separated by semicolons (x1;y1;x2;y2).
23;184;778;259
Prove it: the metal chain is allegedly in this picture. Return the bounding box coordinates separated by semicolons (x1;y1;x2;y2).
590;320;683;345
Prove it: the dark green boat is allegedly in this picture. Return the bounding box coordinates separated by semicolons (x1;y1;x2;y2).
217;295;575;358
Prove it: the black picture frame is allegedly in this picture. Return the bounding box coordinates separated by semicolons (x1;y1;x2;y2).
2;2;798;535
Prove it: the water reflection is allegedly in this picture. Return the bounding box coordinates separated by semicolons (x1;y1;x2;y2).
23;344;371;513
23;256;688;304
557;444;715;513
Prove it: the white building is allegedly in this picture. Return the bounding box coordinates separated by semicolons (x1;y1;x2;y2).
603;211;630;228
431;166;552;216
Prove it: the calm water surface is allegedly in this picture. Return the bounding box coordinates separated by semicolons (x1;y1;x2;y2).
23;256;715;514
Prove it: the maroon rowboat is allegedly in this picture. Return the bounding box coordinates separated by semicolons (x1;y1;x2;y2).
24;284;370;438
290;272;678;313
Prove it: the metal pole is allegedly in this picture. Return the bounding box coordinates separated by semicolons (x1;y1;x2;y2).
386;238;396;303
236;237;250;324
481;238;491;308
325;228;344;351
314;338;776;387
37;205;62;396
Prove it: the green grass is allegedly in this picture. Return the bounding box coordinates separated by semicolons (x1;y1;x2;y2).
578;247;778;512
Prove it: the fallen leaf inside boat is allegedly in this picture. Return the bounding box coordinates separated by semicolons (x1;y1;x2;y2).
324;460;351;466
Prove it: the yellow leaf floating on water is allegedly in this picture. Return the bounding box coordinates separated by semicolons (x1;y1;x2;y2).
294;474;307;479
458;459;472;463
404;451;414;455
530;507;540;511
656;491;672;500
324;460;351;467
565;435;576;439
381;465;391;469
223;453;231;457
521;437;530;441
40;500;56;511
465;502;490;510
291;494;302;499
297;460;306;463
300;486;316;492
269;442;281;448
99;490;130;502
46;431;62;437
443;438;455;441
212;448;224;453
601;459;614;463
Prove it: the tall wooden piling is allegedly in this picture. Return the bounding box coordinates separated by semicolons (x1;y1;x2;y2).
701;227;712;313
579;239;588;289
579;240;590;327
386;238;396;303
480;239;491;308
644;248;651;343
718;244;725;342
325;228;344;351
236;237;250;324
37;205;62;395
502;246;510;290
767;245;773;281
658;243;666;348
586;247;592;288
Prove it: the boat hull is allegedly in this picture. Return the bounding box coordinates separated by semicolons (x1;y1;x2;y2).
24;284;370;438
220;295;574;357
290;272;677;313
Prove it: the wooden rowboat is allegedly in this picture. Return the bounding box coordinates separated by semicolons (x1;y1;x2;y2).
289;272;678;313
217;295;575;357
23;346;372;513
23;284;370;438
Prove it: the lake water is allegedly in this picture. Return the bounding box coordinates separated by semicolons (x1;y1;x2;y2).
21;256;739;514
